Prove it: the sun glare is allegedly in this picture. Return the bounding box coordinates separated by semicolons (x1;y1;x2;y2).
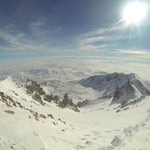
123;2;147;25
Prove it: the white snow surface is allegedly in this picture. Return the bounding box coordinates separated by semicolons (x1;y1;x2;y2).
0;59;150;150
0;77;150;150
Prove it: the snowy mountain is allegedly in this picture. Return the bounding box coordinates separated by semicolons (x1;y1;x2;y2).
0;70;150;150
80;73;150;106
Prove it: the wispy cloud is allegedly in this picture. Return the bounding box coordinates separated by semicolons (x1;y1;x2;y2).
76;44;112;51
0;20;64;54
79;35;126;45
116;48;150;61
30;20;49;38
75;24;127;52
0;29;53;53
30;20;62;38
133;54;150;60
30;20;46;36
80;24;125;38
118;49;148;54
73;22;150;63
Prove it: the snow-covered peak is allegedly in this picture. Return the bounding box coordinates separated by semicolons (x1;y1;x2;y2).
80;72;150;106
80;72;136;90
0;76;18;91
0;76;47;107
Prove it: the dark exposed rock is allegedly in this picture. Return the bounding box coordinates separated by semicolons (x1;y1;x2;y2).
58;93;80;112
77;100;89;107
25;79;45;95
4;110;15;114
25;79;45;105
32;92;44;105
47;114;54;119
43;94;53;102
0;92;16;107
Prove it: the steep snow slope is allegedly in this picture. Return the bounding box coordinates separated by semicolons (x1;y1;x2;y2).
0;77;79;150
80;73;150;105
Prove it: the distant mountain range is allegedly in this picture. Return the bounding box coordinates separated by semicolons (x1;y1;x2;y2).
0;72;150;108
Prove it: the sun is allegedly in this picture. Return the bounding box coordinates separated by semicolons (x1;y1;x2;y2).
123;2;147;25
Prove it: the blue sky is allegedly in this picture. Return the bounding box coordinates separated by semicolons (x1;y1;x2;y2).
0;0;150;62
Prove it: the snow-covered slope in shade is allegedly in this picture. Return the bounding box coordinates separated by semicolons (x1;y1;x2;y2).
80;73;150;105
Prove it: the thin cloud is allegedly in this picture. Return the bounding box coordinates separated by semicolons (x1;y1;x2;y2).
0;21;63;53
30;20;48;38
77;44;111;51
30;20;62;38
117;49;150;61
80;24;125;38
118;50;148;55
79;35;127;45
133;55;150;60
31;20;45;27
76;24;126;52
0;29;53;52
